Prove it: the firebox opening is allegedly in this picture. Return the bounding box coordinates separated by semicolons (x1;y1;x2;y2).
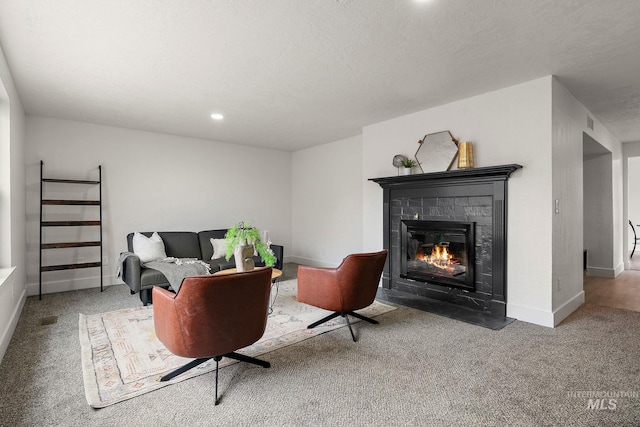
401;220;475;291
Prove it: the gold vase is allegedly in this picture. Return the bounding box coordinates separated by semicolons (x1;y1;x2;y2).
457;141;474;169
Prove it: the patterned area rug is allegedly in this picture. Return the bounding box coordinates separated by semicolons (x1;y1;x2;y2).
79;280;396;408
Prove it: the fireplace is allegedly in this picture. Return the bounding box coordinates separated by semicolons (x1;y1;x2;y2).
370;164;521;322
401;220;475;290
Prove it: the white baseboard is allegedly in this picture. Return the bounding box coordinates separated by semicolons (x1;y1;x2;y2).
553;291;585;326
614;262;625;277
508;291;585;328
282;255;296;265
287;256;338;268
586;264;623;278
507;303;555;328
0;272;26;364
27;274;117;297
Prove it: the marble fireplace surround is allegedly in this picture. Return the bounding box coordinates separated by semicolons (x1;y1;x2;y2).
370;164;522;328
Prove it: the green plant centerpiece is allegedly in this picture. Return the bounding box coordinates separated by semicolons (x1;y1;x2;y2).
225;221;276;272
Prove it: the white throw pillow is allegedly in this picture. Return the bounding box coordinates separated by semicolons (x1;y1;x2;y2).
133;232;167;263
210;238;227;260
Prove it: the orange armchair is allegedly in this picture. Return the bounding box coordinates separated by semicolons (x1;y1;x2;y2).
153;267;273;405
297;250;388;341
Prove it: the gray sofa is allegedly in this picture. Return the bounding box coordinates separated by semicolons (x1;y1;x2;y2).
121;229;284;305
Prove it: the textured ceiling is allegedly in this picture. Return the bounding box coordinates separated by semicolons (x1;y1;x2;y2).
1;0;639;151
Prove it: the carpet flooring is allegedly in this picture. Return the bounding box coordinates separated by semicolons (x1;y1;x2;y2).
1;263;640;426
79;280;395;408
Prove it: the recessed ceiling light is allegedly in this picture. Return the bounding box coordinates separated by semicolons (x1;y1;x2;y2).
210;113;224;120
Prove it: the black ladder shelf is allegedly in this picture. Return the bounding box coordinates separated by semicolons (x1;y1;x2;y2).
39;161;103;300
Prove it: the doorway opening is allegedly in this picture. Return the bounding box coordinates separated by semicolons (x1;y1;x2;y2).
583;133;614;275
628;156;640;270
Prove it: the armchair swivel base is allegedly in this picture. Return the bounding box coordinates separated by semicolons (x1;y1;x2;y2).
307;311;379;342
160;352;270;405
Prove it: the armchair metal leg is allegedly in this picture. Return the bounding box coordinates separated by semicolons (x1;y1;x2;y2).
342;313;357;342
214;353;269;405
307;310;379;342
160;357;212;382
348;311;379;325
216;353;270;405
307;311;378;341
307;311;341;329
160;352;270;405
224;352;271;368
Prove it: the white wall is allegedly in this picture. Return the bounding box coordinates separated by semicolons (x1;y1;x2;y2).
291;135;363;266
361;77;553;326
628;157;640;226
623;141;640;266
0;43;27;363
627;156;640;256
551;79;623;325
0;77;9;268
583;153;613;272
25;117;292;295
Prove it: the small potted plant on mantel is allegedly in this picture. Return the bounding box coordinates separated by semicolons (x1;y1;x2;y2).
400;158;417;175
225;221;276;272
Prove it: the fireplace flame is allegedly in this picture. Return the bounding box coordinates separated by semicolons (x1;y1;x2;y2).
432;244;450;262
417;244;459;273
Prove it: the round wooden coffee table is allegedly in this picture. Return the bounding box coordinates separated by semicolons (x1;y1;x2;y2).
214;267;282;313
214;267;282;281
